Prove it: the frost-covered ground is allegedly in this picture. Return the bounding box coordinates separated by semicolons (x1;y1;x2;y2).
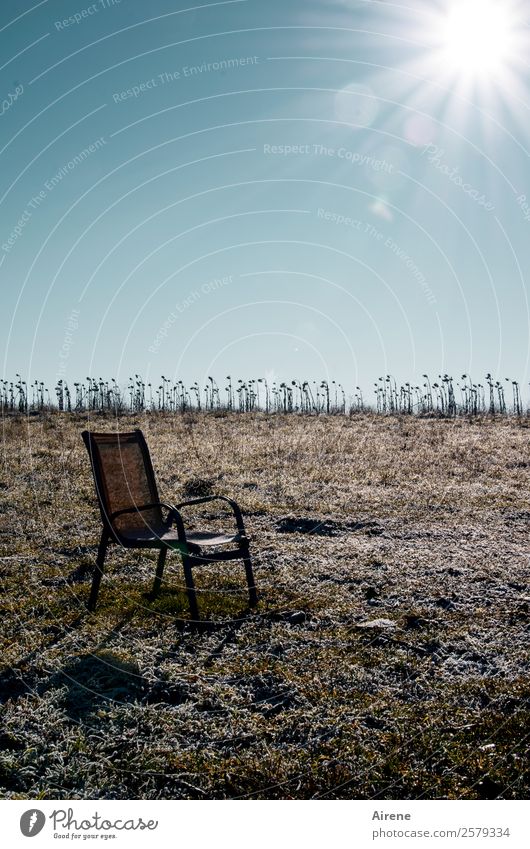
1;412;529;799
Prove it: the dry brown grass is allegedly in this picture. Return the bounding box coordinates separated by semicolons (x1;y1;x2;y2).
1;412;529;799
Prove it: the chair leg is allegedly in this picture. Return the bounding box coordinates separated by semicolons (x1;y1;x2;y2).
241;543;257;607
151;547;167;598
182;554;199;622
88;531;108;611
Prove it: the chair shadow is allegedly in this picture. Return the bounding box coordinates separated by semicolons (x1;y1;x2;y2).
47;649;146;721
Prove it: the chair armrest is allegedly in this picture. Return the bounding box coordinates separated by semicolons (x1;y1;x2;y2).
109;502;187;540
175;495;247;536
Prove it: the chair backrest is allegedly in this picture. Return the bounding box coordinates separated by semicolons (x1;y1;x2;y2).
82;429;163;536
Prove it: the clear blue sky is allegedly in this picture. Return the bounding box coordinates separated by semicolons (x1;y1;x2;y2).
1;0;530;395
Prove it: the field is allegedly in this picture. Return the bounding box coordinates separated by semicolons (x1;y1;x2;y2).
1;411;530;799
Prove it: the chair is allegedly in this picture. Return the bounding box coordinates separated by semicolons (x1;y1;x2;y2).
81;429;257;620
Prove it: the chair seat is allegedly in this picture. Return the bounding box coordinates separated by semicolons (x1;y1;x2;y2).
186;530;242;547
119;525;242;550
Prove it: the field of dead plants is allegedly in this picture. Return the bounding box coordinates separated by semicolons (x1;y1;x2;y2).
1;411;529;799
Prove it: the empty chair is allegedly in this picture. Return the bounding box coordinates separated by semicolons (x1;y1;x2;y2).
81;429;257;620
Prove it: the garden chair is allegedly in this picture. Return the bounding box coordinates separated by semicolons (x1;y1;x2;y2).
81;429;257;620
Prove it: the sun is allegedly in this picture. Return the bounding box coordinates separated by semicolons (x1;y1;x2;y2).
441;0;517;77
